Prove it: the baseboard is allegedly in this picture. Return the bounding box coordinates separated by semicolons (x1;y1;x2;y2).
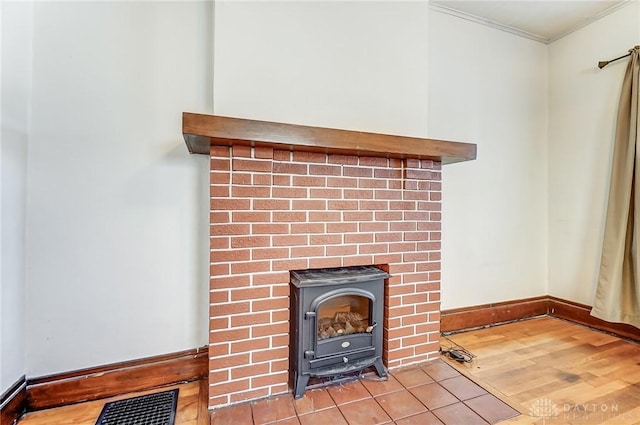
547;296;640;342
0;376;27;425
26;346;208;411
441;295;640;343
440;296;549;333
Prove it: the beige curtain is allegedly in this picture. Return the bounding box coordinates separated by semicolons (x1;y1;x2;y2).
592;46;640;328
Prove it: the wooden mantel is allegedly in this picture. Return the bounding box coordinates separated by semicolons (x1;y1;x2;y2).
182;113;476;164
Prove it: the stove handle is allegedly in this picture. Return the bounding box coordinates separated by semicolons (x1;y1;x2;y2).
304;350;315;359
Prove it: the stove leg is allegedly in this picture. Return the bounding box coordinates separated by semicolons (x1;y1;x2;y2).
373;358;387;378
294;372;310;399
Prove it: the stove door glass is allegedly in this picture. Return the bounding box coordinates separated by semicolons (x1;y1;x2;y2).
317;295;372;340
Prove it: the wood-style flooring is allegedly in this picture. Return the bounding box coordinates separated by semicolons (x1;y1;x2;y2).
16;316;640;425
443;316;640;425
17;380;209;425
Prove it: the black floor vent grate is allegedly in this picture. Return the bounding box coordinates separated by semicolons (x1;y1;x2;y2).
95;388;179;425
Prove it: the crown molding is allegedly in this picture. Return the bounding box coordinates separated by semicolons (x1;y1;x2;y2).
429;0;633;45
548;0;632;43
429;2;549;44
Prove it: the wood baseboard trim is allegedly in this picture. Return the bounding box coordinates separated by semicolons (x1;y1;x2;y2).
547;296;640;342
441;295;640;343
440;296;549;333
26;346;208;411
1;376;27;425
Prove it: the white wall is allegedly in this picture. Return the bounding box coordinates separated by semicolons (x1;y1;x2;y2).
429;10;549;309
214;1;549;311
0;0;32;393
548;1;640;305
24;1;212;377
213;1;430;137
6;0;637;382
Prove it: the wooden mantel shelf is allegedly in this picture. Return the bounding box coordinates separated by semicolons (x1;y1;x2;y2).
182;113;476;164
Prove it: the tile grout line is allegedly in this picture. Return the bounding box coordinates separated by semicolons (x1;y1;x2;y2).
244;359;515;425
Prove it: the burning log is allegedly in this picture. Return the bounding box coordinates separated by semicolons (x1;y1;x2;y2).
318;311;371;339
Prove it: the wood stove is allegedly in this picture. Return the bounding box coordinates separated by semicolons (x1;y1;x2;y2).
289;265;389;398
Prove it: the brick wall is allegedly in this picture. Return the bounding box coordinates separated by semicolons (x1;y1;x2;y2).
209;145;442;407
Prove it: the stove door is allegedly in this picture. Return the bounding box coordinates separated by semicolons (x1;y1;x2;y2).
312;289;376;358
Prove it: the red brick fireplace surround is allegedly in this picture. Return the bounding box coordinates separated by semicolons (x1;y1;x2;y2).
182;113;476;408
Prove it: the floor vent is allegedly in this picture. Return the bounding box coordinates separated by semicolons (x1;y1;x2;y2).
95;388;178;425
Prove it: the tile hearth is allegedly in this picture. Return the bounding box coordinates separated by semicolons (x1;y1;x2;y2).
209;359;519;425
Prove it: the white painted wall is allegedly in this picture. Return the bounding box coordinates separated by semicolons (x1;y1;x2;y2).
213;1;430;137
429;10;549;309
24;1;212;377
4;0;636;382
0;0;32;393
548;1;640;305
215;1;550;311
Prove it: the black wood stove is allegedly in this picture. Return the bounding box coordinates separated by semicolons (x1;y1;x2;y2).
289;265;389;399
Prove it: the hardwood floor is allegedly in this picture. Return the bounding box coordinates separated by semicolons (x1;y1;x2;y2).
442;316;640;425
17;380;209;425
15;316;640;425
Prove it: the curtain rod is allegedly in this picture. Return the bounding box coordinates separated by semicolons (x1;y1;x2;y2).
598;51;632;69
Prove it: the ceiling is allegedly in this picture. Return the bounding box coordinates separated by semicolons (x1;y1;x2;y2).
430;0;631;43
